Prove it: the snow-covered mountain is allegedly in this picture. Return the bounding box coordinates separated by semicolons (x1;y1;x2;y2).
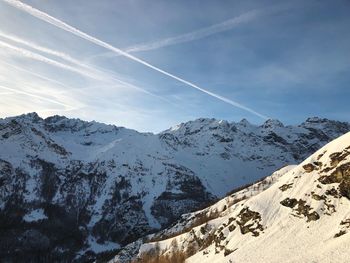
112;131;350;263
0;113;349;261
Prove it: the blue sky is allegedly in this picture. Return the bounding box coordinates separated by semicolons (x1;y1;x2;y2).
0;0;349;132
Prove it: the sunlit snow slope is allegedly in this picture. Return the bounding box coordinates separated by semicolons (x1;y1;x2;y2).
121;132;350;263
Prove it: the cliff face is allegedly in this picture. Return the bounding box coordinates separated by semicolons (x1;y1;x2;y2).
0;113;349;261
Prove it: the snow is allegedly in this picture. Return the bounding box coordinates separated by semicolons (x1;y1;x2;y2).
120;132;350;263
76;235;120;257
23;209;47;222
86;236;120;253
0;114;346;200
1;113;349;261
190;132;350;262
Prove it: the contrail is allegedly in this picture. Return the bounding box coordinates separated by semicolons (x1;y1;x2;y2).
0;30;125;83
0;60;80;110
0;30;122;82
1;60;73;91
0;85;72;108
0;30;174;103
124;10;261;53
87;9;262;61
123;5;289;53
0;38;169;103
0;40;100;80
2;0;268;119
0;30;85;68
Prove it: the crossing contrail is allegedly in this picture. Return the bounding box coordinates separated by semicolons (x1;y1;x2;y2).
122;5;288;54
2;0;268;119
124;10;261;53
87;9;262;61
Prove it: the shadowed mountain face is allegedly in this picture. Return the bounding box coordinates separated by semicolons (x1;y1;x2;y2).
0;113;349;261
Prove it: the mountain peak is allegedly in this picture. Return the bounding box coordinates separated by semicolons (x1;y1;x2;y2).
261;119;284;129
44;114;68;123
17;112;41;122
238;118;251;126
304;116;330;123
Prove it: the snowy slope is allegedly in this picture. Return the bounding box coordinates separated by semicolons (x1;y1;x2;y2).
0;113;349;261
122;132;350;263
160;117;349;194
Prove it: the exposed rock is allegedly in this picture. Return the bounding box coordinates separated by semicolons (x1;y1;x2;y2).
303;161;322;173
236;207;264;236
311;193;326;201
281;198;320;222
279;183;293;191
329;148;350;167
280;198;298;208
319;162;350;199
334;218;350;238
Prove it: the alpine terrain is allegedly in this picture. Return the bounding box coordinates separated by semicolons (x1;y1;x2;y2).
0;113;349;261
111;131;350;263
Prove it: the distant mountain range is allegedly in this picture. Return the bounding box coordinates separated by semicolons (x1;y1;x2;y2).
0;113;349;261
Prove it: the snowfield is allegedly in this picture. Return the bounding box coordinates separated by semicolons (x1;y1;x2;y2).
114;132;350;263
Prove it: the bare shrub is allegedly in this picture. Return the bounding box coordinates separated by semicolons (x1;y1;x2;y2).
133;241;186;263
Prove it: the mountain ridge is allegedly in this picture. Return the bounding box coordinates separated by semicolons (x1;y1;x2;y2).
0;112;349;261
3;112;348;134
113;131;350;263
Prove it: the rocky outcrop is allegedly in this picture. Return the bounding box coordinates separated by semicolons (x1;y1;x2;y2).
111;132;350;263
0;113;349;261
